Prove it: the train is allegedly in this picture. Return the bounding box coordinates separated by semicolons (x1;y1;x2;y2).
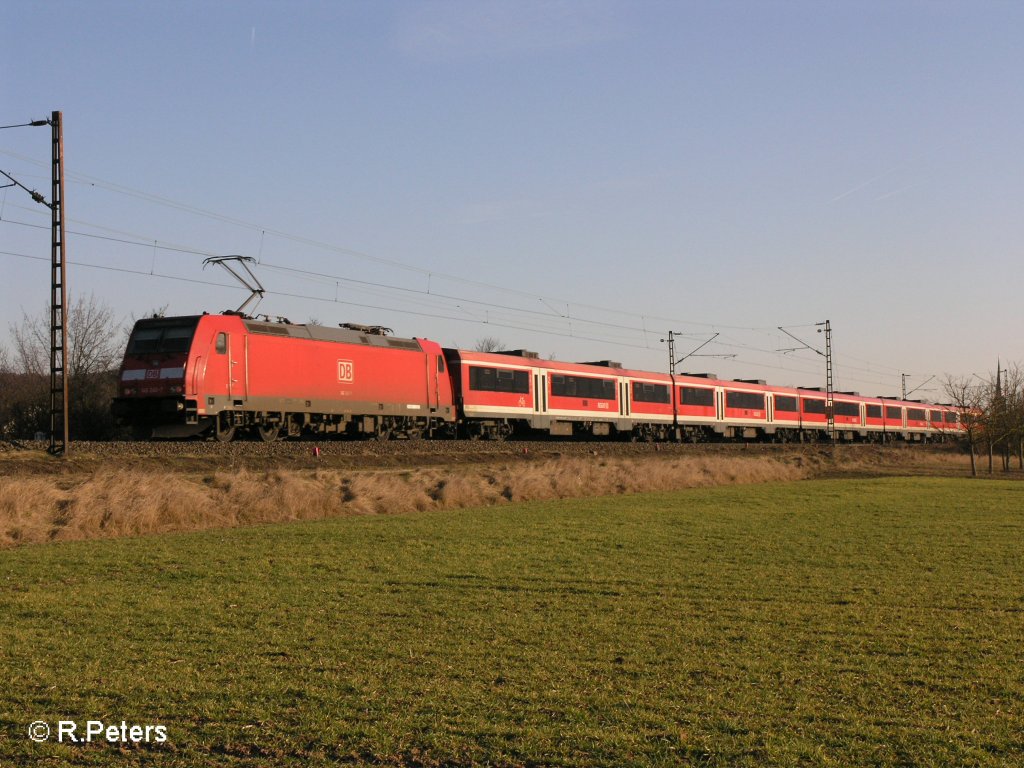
112;311;961;442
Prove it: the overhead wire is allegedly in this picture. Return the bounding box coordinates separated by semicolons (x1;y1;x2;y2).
0;243;907;391
0;147;792;332
0;150;922;390
0;214;908;390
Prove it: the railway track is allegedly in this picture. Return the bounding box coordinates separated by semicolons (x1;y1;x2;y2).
1;436;958;466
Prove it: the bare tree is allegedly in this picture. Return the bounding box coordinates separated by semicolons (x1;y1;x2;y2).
474;336;505;353
11;293;122;378
980;365;1024;473
1000;364;1024;470
70;295;123;378
6;294;124;439
942;374;986;476
945;365;1024;476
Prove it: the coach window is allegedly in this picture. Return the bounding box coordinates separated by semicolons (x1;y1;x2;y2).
680;387;714;407
633;382;670;404
885;406;902;420
726;391;764;410
866;404;882;419
215;332;227;354
552;375;614;399
774;395;798;413
834;402;860;418
469;366;529;394
803;399;826;414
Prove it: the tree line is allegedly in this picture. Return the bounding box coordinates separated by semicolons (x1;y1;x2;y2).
943;365;1024;476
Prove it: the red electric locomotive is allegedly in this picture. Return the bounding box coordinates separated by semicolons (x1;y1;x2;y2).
113;314;455;440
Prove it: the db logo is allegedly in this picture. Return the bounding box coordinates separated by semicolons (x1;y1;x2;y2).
517;396;527;407
337;360;354;382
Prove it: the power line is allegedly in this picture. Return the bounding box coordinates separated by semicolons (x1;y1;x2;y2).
0;155;931;390
0;246;911;393
0;147;790;332
0;222;911;389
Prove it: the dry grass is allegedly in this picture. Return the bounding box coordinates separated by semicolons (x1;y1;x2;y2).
0;454;816;547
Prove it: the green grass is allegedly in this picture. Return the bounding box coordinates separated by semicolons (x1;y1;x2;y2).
1;477;1023;767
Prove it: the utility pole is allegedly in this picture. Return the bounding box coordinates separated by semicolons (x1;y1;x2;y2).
0;112;67;455
777;320;834;444
50;111;69;456
901;373;934;402
820;320;834;445
664;330;676;376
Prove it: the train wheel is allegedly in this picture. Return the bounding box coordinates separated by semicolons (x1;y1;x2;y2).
213;415;236;443
256;424;279;442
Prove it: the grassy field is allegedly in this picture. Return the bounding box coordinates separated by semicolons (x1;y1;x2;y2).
1;477;1022;766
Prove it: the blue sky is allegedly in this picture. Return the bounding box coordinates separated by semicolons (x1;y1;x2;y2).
2;1;1021;397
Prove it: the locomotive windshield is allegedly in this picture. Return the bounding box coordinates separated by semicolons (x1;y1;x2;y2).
126;318;199;355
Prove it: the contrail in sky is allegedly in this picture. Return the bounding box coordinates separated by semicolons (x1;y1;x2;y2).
829;162;904;203
829;142;948;204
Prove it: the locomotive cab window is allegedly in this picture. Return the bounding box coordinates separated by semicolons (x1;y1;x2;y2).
126;319;200;355
127;328;162;354
162;326;194;353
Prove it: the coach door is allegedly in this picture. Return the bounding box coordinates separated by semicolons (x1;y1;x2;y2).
204;330;230;398
430;354;445;411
